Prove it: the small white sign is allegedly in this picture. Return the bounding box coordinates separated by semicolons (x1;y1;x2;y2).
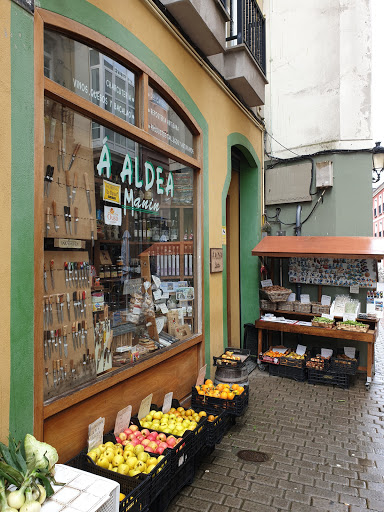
300;294;310;304
196;364;207;385
153;290;162;301
152;275;161;289
321;348;333;358
296;344;307;356
272;347;288;354
88;417;105;452
287;293;296;302
350;285;359;294
160;303;169;314
137;394;153;421
322;313;334;320
162;292;170;299
114;405;132;437
261;279;273;288
343;313;357;322
344;347;356;359
321;295;331;306
104;205;122;226
162;392;173;413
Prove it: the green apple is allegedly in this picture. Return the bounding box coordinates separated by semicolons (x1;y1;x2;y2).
146;464;157;473
117;464;130;475
126;456;138;469
145;414;153;422
112;454;125;467
135;460;146;472
147;457;157;466
134;444;145;455
137;452;149;463
153;411;163;420
96;456;109;469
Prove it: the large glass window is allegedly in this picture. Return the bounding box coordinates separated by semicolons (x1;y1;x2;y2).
44;29;136;125
43;97;197;401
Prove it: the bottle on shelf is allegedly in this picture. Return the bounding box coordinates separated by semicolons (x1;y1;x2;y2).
168;246;172;276
171;245;176;276
147;219;152;241
184;246;188;276
156;246;161;276
142;217;147;242
189;227;193;240
183;228;188;241
138;213;143;241
188;244;193;276
175;245;180;276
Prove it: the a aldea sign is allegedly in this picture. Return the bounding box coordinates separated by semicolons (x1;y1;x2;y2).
97;138;174;215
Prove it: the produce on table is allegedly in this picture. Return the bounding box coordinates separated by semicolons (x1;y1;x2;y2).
136;407;206;437
221;351;241;361
195;381;244;399
87;441;166;477
283;352;305;360
263;350;285;358
0;434;61;511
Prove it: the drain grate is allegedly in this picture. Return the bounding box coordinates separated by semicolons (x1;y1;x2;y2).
237;450;270;463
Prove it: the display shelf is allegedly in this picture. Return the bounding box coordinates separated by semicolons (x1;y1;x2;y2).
260;308;378;324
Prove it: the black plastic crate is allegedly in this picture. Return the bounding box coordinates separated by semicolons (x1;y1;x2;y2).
192;408;231;447
103;431;171;500
65;451;151;512
269;363;307;382
213;348;250;368
307;369;351;389
330;350;359;375
191;385;249;417
148;453;195;512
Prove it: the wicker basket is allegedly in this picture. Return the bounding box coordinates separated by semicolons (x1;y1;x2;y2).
311;319;334;329
311;303;331;315
336;322;369;333
278;301;294;311
261;287;292;303
260;299;276;311
293;301;312;313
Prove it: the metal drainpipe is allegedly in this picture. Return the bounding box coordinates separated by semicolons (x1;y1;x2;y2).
295;205;302;300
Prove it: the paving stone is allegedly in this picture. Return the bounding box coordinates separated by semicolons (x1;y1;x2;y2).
223;495;243;508
190;487;225;504
242;500;279;512
174;495;211;512
311;497;349;511
209;505;230;512
237;488;273;505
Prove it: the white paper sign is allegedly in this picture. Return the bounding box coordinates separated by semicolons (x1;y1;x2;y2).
137;394;153;421
344;347;356;359
322;313;334;320
162;392;173;413
287;293;296;302
114;405;132;437
152;275;161;289
104;205;122;226
88;417;105;452
153;290;162;301
261;279;273;288
321;295;331;306
272;347;288;354
343;313;357;322
123;278;142;295
160;303;169;314
350;285;360;294
300;294;310;304
296;344;307;356
196;365;207;385
162;292;170;299
321;348;333;358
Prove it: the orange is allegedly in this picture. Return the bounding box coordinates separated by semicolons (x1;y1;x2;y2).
216;383;224;391
198;411;207;417
238;387;244;394
220;392;228;399
185;410;192;417
201;385;208;391
205;379;213;386
232;384;239;390
227;392;235;400
208;415;215;422
198;390;204;395
195;385;200;391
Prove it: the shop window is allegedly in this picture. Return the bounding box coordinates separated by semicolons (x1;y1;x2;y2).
44;29;136;126
148;84;194;157
43;97;197;401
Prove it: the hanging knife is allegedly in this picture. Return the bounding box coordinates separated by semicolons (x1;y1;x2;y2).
72;322;76;349
44;165;54;197
74;207;79;235
84;320;88;348
56;295;60;322
52;361;56;388
64;262;69;287
45;207;50;238
65;171;72;206
68;207;72;235
64;207;69;234
43;299;47;330
91;220;94;247
59;359;64;381
72;172;78;204
58;328;62;357
52;200;59;231
50;260;55;290
70;359;75;379
66;293;71;320
55;361;60;384
43;264;48;293
64;363;68;380
44;331;47;361
63;325;68;358
48;296;53;325
45;367;49;387
50;329;56;352
84;173;92;214
81;320;85;345
74;263;78;287
47;330;51;359
79;290;84;317
58;140;62;172
75;321;79;348
82;290;87;315
68;262;73;286
62;108;67;170
68;143;81;171
73;291;78;319
59;294;64;323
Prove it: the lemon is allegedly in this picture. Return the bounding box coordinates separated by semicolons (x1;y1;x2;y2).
119;493;126;502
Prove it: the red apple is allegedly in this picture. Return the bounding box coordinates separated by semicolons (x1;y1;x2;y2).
166;437;176;448
122;440;130;446
133;431;141;437
124;428;132;436
115;436;122;444
130;439;139;446
156;433;166;442
147;434;157;441
130;425;139;432
157;447;165;455
119;432;127;442
148;441;158;451
137;435;145;442
150;431;158;436
159;442;168;450
145;446;154;453
141;429;150;437
141;439;150;447
127;433;136;442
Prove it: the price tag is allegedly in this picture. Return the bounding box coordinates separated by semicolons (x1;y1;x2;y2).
162;292;170;299
296;344;307;356
321;295;331;306
344;347;356;359
196;364;207;385
88;417;105;452
287;293;296;302
160;303;169;314
321;348;333;359
114;405;132;437
153;290;162;301
137;394;153;421
300;294;310;304
261;279;273;288
322;313;334;320
272;347;288;354
343;313;357;322
162;392;173;413
350;285;359;294
152;275;161;289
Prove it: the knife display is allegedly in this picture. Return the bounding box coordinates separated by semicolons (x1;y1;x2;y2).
52;200;59;231
45;207;50;238
65;170;72;206
68;143;81;171
84;173;92;213
72;172;78;204
44;165;54;197
74;207;79;235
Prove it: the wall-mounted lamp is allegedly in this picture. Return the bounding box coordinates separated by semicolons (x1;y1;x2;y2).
372;141;384;183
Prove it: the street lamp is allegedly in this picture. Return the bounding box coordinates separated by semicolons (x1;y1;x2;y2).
372;141;384;183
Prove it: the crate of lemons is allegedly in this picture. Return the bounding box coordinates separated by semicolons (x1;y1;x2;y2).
87;441;165;478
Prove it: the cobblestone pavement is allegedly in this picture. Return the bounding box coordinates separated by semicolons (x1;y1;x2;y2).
374;321;384;382
168;369;384;512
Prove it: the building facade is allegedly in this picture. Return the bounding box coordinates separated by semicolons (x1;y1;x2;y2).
373;182;384;236
0;0;266;461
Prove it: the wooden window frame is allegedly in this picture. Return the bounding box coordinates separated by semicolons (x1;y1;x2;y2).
34;9;204;439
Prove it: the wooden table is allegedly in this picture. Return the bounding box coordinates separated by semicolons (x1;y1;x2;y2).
255;318;378;387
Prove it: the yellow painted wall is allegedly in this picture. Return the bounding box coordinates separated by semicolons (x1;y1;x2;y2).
89;0;263;365
227;172;241;348
0;0;11;441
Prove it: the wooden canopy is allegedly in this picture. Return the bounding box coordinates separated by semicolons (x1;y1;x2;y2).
252;236;384;260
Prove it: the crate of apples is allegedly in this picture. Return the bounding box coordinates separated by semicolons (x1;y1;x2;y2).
116;424;184;456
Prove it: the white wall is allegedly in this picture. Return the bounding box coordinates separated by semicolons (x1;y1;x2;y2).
264;0;373;158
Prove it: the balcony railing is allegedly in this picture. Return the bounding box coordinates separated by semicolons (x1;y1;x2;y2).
226;0;266;74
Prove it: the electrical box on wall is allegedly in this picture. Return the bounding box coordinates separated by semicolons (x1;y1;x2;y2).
316;161;333;188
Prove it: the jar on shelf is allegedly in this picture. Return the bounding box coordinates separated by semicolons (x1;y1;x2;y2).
111;265;118;278
99;265;105;279
104;265;111;278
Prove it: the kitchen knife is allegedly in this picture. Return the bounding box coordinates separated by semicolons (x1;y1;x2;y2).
63;325;68;358
65;170;72;206
68;143;81;171
72;172;78;204
50;259;55;290
64;207;69;234
84;173;92;214
45;207;50;238
74;207;79;235
52;200;59;231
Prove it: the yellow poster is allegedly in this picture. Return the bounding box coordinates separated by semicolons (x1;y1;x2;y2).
222;226;227;245
103;180;121;204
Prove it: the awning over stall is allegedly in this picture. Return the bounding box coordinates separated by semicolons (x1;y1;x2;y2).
252;236;384;260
